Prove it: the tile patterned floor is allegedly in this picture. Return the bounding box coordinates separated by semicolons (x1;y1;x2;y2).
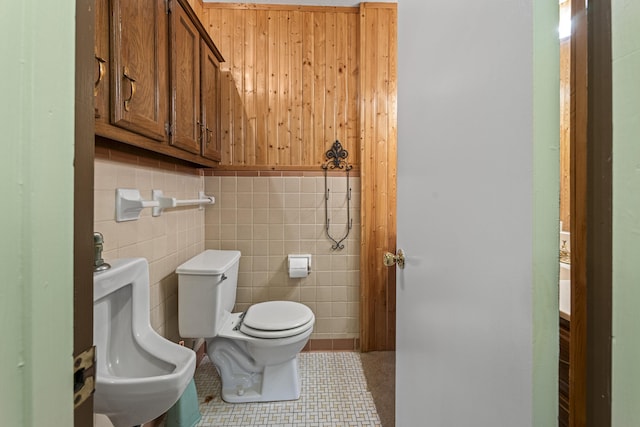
194;352;382;427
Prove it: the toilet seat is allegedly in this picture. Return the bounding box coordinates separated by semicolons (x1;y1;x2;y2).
240;301;314;339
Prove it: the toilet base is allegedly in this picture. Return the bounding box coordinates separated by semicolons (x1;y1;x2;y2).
221;358;301;403
207;337;302;403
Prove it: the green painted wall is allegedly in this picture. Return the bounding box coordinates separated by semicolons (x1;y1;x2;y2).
0;0;75;426
532;1;561;426
612;1;640;425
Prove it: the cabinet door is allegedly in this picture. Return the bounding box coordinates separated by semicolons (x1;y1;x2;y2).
110;0;168;141
170;3;201;154
200;40;221;162
94;0;109;123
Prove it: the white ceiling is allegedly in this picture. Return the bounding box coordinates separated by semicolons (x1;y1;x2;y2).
203;0;396;5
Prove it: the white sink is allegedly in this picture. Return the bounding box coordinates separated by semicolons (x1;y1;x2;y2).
93;258;196;427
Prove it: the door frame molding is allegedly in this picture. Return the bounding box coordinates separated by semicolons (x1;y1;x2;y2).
570;0;612;425
584;0;612;424
74;0;95;424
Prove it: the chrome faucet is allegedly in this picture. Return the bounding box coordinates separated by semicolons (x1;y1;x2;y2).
93;232;111;272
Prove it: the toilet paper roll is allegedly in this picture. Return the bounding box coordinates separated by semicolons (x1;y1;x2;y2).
289;267;308;278
288;257;309;278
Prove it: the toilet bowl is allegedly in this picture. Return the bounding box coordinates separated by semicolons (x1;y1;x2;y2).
176;250;315;403
94;258;196;427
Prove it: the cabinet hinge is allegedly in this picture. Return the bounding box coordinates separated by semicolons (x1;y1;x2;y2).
73;346;96;408
165;0;171;14
166;122;173;136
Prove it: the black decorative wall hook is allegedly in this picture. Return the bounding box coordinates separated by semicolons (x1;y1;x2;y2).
323;140;352;170
322;141;353;250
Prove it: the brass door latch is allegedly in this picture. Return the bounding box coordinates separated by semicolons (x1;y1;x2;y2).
73;346;96;408
383;249;405;269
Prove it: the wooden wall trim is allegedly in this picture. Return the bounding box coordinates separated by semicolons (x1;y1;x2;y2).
571;0;613;425
358;2;368;351
359;3;397;352
585;0;612;424
75;0;95;424
209;164;360;173
559;36;571;232
203;3;359;13
570;0;588;424
95;136;205;173
360;2;398;9
303;338;361;352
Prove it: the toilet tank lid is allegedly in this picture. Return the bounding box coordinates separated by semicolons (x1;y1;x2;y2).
176;250;241;275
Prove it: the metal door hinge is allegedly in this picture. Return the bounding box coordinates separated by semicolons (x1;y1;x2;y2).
166;122;173;136
73;346;96;408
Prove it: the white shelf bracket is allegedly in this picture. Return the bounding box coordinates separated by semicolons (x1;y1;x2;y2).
115;189;159;222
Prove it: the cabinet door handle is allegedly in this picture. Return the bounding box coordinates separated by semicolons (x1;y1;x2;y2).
123;66;136;112
206;127;212;146
196;121;204;144
94;55;106;96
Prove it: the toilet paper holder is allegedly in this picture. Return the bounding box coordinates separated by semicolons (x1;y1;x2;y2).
288;254;312;278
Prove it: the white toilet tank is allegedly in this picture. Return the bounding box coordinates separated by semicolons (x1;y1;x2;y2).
176;250;241;338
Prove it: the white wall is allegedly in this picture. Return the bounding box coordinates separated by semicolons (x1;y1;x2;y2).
397;0;558;425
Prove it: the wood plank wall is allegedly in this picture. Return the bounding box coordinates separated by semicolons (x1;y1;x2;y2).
359;3;397;351
201;3;360;170
201;2;398;352
559;0;571;232
185;0;203;20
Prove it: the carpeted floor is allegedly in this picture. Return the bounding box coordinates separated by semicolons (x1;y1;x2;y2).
359;351;395;427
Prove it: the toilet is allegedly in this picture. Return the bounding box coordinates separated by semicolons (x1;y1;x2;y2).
93;258;196;427
176;250;315;403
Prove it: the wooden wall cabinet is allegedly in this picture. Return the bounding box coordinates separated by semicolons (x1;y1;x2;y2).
94;0;223;167
111;0;168;142
170;3;200;154
170;1;222;161
93;0;109;123
200;40;221;162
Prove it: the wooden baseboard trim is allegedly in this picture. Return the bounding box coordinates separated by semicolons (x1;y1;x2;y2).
302;338;360;352
191;337;361;355
202;168;360;177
